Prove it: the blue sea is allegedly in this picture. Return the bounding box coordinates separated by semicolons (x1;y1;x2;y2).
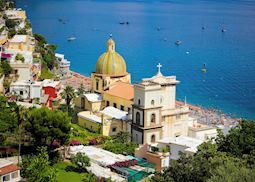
17;0;255;119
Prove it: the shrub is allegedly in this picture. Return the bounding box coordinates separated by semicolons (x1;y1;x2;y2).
15;54;25;62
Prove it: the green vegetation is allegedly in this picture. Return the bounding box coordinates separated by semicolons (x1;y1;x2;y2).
40;67;54;79
25;107;71;146
34;33;57;70
21;147;57;182
0;95;18;146
61;86;76;113
77;84;86;96
5;19;17;29
71;152;90;172
0;61;12;76
17;28;27;35
70;123;100;145
82;172;97;182
7;28;16;38
103;132;138;155
15;53;25;62
150;120;255;182
54;162;84;182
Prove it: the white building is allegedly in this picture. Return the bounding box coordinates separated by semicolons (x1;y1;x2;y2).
10;80;42;100
55;53;71;78
157;136;204;160
133;64;217;170
0;159;21;182
131;63;190;145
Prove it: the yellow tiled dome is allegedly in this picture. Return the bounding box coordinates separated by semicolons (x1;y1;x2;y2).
95;38;127;76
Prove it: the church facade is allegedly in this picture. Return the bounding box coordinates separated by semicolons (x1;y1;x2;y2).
131;64;190;145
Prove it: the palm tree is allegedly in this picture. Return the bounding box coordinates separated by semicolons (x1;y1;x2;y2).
77;84;85;96
60;86;76;113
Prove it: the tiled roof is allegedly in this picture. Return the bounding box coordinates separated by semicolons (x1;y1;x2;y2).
104;82;133;101
0;164;20;175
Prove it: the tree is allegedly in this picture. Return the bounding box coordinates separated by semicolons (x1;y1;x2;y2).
77;84;85;96
0;96;18;145
5;19;17;29
82;172;97;182
61;86;76;113
21;147;57;182
25;108;71;146
216;120;255;158
0;61;12;76
208;159;255;182
8;28;16;38
71;152;90;172
34;33;47;46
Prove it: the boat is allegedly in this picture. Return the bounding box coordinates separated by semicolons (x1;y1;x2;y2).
126;21;129;25
157;27;161;31
221;29;227;32
119;22;125;25
202;26;206;30
201;63;207;72
58;18;63;22
67;36;76;41
175;40;182;45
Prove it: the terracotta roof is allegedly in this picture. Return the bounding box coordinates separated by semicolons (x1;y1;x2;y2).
0;164;20;175
104;82;134;101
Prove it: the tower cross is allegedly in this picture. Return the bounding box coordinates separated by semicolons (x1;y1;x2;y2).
157;63;162;74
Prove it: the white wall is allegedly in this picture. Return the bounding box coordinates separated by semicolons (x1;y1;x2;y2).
145;109;160;127
30;85;42;99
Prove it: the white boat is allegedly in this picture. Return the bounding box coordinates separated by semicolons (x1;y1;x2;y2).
175;40;182;45
67;36;76;41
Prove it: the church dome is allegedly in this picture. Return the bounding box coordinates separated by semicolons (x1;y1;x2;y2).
95;37;127;76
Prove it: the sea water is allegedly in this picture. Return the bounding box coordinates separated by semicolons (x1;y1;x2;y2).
17;0;255;119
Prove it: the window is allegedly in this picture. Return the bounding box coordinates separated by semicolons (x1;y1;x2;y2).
96;79;99;90
151;113;156;123
113;103;117;108
3;174;10;181
20;91;23;95
151;100;155;106
128;107;131;113
112;127;117;132
160;96;163;104
136;112;140;124
81;97;85;108
151;134;156;143
138;99;141;105
106;101;110;106
104;80;107;87
11;171;18;178
120;105;124;111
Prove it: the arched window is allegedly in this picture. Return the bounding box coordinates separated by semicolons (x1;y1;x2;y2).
151;135;156;143
151;113;156;123
138;99;141;106
136;112;140;124
96;79;99;90
151;100;155;106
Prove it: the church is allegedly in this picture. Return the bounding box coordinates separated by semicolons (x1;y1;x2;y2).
76;36;216;147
